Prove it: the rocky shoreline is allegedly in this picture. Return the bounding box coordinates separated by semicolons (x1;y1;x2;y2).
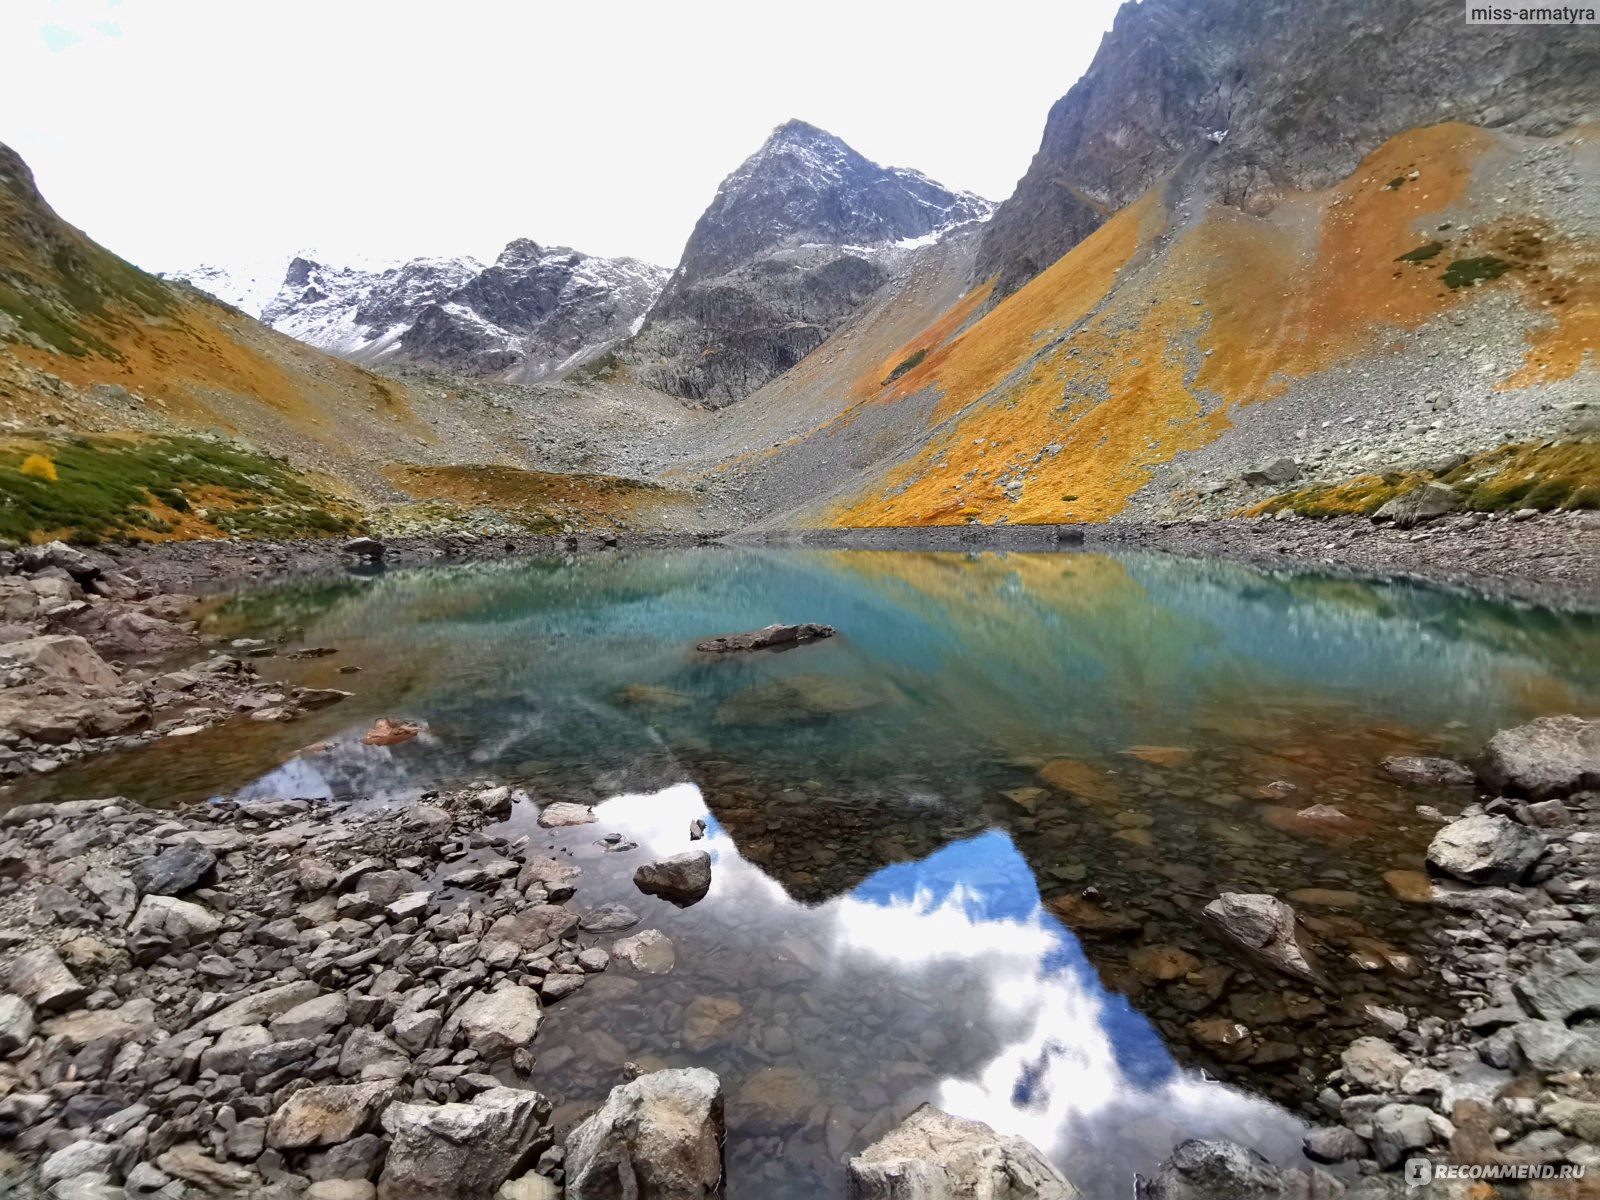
0;703;1594;1196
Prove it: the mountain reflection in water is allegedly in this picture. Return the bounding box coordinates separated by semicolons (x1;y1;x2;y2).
503;784;1304;1199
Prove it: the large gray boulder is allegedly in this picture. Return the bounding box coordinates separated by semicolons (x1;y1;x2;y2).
565;1067;724;1199
847;1103;1081;1199
1380;755;1473;788
1478;715;1599;799
634;851;713;907
1200;894;1325;986
1426;814;1545;885
0;634;120;688
378;1087;552;1200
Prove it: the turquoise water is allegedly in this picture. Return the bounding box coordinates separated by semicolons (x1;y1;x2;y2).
21;548;1600;1196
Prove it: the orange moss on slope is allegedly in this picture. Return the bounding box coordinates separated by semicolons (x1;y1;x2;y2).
827;123;1589;528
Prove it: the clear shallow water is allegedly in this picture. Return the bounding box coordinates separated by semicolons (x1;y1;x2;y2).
18;548;1600;1197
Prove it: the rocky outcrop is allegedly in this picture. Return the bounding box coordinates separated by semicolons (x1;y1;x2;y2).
847;1104;1081;1198
630;120;990;406
976;0;1596;297
1135;1139;1330;1199
565;1067;725;1199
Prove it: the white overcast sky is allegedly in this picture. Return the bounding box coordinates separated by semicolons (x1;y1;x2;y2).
1;0;1123;282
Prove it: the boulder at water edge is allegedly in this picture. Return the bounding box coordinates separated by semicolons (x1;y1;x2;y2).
565;1067;724;1199
1425;813;1545;885
378;1087;552;1200
1477;715;1599;799
847;1103;1081;1199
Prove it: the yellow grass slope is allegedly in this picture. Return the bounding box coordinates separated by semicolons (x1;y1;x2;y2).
812;123;1595;527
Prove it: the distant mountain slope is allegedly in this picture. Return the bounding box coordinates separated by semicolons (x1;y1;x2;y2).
625;120;992;407
976;0;1597;297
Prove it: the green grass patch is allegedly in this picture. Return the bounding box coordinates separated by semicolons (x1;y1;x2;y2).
0;434;362;543
884;348;927;386
1396;242;1444;263
1442;256;1512;289
0;282;118;358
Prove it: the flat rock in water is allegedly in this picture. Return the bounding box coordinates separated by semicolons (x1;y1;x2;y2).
612;929;676;974
1381;754;1474;788
848;1102;1082;1199
537;802;596;828
1478;715;1599;799
578;904;640;933
695;622;834;652
713;673;881;727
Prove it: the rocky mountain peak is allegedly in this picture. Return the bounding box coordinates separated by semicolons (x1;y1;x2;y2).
659;120;992;299
494;238;549;269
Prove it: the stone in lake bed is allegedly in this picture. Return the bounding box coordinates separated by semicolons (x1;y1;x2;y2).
360;717;422;746
634;850;712;906
579;903;640;933
612;929;675;974
712;672;882;726
1381;754;1474;788
537;801;596;828
694;622;834;652
1382;868;1435;903
680;995;743;1052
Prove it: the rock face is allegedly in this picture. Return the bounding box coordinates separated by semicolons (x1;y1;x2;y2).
630;120;990;406
634;851;713;906
378;1087;553;1200
847;1103;1081;1199
1426;813;1545;885
254;243;668;381
976;0;1595;297
1478;715;1600;800
565;1068;725;1200
1200;893;1325;986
